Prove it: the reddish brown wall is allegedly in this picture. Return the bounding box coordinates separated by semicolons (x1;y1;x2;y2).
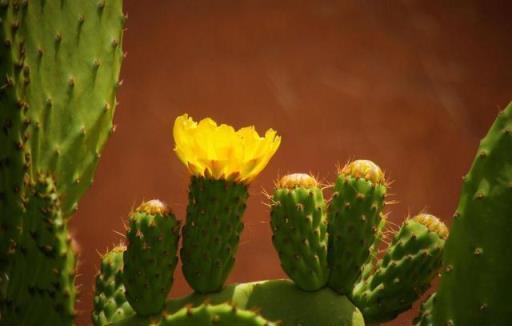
71;1;512;325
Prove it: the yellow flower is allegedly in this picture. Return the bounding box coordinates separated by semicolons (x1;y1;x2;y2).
173;114;281;184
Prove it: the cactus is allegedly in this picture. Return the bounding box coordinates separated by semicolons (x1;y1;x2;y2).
1;175;76;325
114;280;364;326
352;214;447;324
429;102;512;325
327;160;387;295
269;173;329;291
93;246;135;326
123;200;180;316
174;114;281;294
83;109;454;326
181;176;248;293
0;0;124;324
89;114;453;326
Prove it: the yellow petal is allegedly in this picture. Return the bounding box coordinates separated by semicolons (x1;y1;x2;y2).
172;114;281;184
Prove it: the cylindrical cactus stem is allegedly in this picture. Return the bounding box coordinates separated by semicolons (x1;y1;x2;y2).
327;160;387;295
1;175;76;325
181;176;248;294
123;200;180;316
351;213;448;324
160;303;275;326
269;173;329;291
433;102;512;326
92;246;134;326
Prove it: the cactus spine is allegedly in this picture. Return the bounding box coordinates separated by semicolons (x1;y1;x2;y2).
327;160;387;294
270;173;329;291
181;176;248;293
93;246;134;326
123;200;180;316
432;102;512;326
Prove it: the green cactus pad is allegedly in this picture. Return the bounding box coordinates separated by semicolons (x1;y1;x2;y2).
123;200;180;316
413;293;435;326
1;175;76;325
270;173;329;291
433;102;512;326
181;176;248;293
112;279;365;326
93;246;134;326
159;303;274;326
0;0;124;220
352;214;447;324
327;160;387;295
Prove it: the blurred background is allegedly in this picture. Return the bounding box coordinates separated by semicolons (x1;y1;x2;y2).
71;1;512;325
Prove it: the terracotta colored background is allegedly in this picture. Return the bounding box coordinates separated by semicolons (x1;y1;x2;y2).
71;1;512;325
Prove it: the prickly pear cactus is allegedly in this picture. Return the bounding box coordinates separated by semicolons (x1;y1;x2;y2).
93;113;453;326
270;173;329;291
0;0;125;219
115;280;365;326
0;0;125;324
92;246;134;326
181;176;248;294
352;214;447;324
327;160;387;295
432;102;512;326
123;200;180;316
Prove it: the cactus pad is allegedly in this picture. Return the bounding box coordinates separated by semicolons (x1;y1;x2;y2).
327;160;387;294
433;102;512;326
270;173;329;291
114;279;365;326
352;214;447;324
159;303;275;326
1;175;76;325
181;176;248;293
93;246;134;326
123;200;180;316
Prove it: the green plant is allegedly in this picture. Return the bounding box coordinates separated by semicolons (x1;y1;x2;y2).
0;0;124;324
90;114;449;325
413;102;512;326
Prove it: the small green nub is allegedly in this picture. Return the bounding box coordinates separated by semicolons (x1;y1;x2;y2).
160;303;275;326
123;199;180;316
270;173;329;291
352;213;447;324
413;293;435;326
181;176;248;293
327;160;387;295
93;246;134;326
